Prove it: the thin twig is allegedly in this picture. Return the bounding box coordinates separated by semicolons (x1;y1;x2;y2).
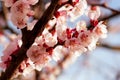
98;44;120;51
91;3;120;13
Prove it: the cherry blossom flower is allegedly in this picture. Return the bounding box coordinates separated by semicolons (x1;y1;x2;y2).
52;45;68;61
44;32;58;47
27;45;45;62
69;0;87;21
10;0;37;29
35;36;44;46
0;36;21;69
87;6;101;20
78;31;94;47
3;0;16;7
27;45;51;71
24;0;39;5
93;21;107;38
10;0;31;28
76;21;87;31
45;17;57;30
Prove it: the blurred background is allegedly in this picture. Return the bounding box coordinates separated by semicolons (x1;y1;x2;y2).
0;0;120;80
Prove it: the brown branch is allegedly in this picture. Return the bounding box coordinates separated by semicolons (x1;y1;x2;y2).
98;44;120;51
91;3;120;13
2;26;19;35
0;0;59;80
87;2;120;29
99;12;120;21
35;70;39;80
0;45;27;80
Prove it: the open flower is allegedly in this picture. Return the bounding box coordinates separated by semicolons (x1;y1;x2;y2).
4;0;16;7
87;6;101;20
53;45;68;61
44;31;58;47
69;0;87;21
27;45;51;71
24;0;39;5
93;22;107;38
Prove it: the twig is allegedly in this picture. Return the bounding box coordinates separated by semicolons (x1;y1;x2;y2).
98;44;120;51
91;3;120;13
99;12;120;21
35;70;39;80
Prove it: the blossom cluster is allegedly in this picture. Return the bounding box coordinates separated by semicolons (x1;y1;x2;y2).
3;0;38;29
0;36;22;69
0;0;107;76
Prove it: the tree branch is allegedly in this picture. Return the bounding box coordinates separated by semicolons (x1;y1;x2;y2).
98;44;120;51
91;3;120;13
0;0;59;80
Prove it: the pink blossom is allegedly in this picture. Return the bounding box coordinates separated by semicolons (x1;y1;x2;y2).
56;24;67;41
35;36;44;46
27;45;45;62
24;0;39;5
69;0;87;21
72;0;79;6
0;37;21;69
53;46;68;61
27;45;51;71
87;6;101;20
11;1;30;15
44;32;58;47
76;21;87;31
11;14;28;29
93;22;107;38
3;39;18;56
78;31;94;48
0;62;7;70
3;0;16;7
0;0;108;73
65;38;79;47
10;0;30;28
57;15;67;24
22;65;34;76
87;33;99;51
10;0;35;29
45;17;56;30
69;44;87;56
42;29;58;47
